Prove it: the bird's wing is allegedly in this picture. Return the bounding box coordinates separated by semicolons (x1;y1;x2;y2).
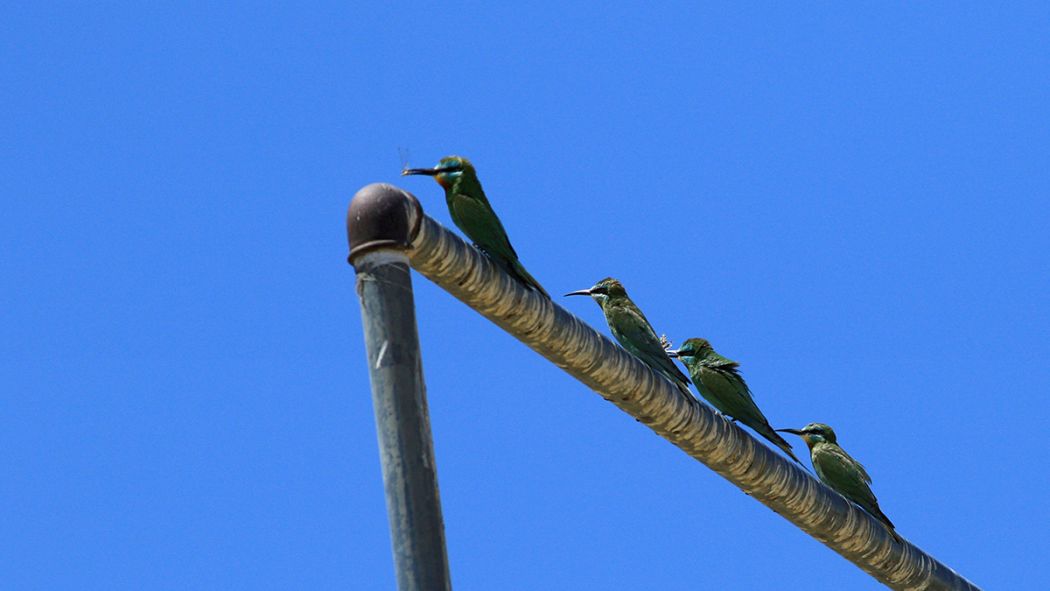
610;305;691;387
697;349;751;399
449;193;519;260
696;366;759;416
701;350;740;371
812;444;878;507
690;365;802;463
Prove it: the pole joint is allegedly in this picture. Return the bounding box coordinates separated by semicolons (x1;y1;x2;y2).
346;183;423;267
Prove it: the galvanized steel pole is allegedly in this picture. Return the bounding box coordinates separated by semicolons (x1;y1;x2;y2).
347;182;981;591
348;185;450;591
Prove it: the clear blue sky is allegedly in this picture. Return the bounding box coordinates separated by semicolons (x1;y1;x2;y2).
4;3;1048;589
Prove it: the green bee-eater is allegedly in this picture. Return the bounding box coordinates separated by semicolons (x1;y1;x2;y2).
666;338;802;465
777;423;902;541
565;277;692;396
402;155;549;297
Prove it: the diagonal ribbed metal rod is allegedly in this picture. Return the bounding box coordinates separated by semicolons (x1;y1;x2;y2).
347;183;981;591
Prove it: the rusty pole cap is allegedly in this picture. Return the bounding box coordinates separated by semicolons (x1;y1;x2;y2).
346;183;424;266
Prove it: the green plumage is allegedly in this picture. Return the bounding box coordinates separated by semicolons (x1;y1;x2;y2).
566;278;691;397
670;338;802;465
403;156;548;297
780;423;901;541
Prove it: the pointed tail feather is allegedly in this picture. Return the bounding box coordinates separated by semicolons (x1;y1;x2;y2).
887;526;903;543
480;250;550;298
674;380;694;399
867;504;902;542
756;423;806;467
655;364;693;399
510;259;550;298
871;504;897;532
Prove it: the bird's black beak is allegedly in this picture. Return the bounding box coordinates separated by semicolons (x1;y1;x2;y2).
564;289;593;297
776;428;805;436
401;167;440;176
666;350;679;358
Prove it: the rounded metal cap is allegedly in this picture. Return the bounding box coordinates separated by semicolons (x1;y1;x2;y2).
346;183;423;265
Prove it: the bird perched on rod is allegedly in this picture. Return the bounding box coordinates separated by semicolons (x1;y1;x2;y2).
777;423;902;541
565;277;692;397
402;155;549;297
666;338;802;465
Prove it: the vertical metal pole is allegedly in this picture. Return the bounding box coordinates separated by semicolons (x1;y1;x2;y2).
355;249;451;591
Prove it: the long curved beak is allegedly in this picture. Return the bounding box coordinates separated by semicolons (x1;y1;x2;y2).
775;428;805;436
564;289;593;297
665;350;679;358
401;167;440;176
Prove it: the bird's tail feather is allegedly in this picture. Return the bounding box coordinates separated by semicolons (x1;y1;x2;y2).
675;381;694;399
757;423;806;467
872;504;897;532
492;256;549;298
871;507;902;543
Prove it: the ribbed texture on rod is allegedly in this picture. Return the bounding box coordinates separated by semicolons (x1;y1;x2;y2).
406;213;979;591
